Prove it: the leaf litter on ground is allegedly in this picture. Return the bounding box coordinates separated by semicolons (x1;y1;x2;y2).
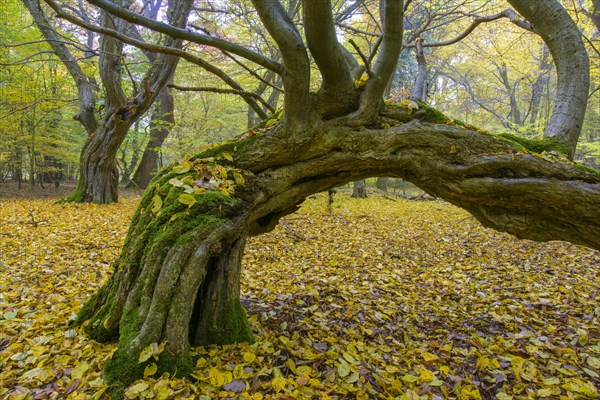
0;193;598;399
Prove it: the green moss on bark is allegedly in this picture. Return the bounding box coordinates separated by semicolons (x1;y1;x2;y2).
196;300;254;346
58;176;85;203
416;101;452;124
82;275;120;342
196;134;261;162
574;163;600;176
495;133;570;155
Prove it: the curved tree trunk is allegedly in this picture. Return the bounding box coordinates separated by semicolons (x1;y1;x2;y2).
73;110;140;202
76;109;600;394
67;1;596;398
508;0;590;158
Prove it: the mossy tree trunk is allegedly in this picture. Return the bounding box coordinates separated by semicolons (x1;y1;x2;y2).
75;111;600;393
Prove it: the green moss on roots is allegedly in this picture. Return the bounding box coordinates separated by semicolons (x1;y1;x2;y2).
196;299;254;346
58;177;85;203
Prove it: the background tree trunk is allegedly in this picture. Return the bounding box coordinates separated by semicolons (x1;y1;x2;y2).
351;180;368;198
130;86;175;188
409;39;428;102
65;0;192;203
376;177;389;192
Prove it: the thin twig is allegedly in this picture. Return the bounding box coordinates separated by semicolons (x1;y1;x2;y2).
168;84;275;113
281;220;311;241
222;51;283;93
348;39;372;77
0;260;25;284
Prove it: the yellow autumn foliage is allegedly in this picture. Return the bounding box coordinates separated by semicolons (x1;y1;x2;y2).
0;193;598;399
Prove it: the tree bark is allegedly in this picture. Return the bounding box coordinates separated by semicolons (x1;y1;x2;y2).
376;177;389;192
409;39;428;102
528;46;551;126
592;0;600;33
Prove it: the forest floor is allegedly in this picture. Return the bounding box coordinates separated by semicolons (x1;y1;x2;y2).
0;190;599;400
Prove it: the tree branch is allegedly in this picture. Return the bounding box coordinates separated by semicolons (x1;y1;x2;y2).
508;0;590;158
348;39;372;76
168;85;273;115
251;0;313;128
353;0;404;122
42;0;266;119
22;0;98;134
404;9;534;49
221;51;283;93
303;0;353;96
75;0;283;74
334;21;379;37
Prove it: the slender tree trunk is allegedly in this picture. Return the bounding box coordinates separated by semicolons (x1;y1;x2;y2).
409;39;428;102
14;148;23;189
376;177;389;192
496;63;523;126
351;180;368;198
528;46;552;126
131;86;175;188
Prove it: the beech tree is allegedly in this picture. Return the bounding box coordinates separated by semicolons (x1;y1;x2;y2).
47;0;600;395
24;0;193;202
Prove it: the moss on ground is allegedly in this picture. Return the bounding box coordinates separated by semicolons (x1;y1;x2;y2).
156;350;194;379
104;350;146;400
